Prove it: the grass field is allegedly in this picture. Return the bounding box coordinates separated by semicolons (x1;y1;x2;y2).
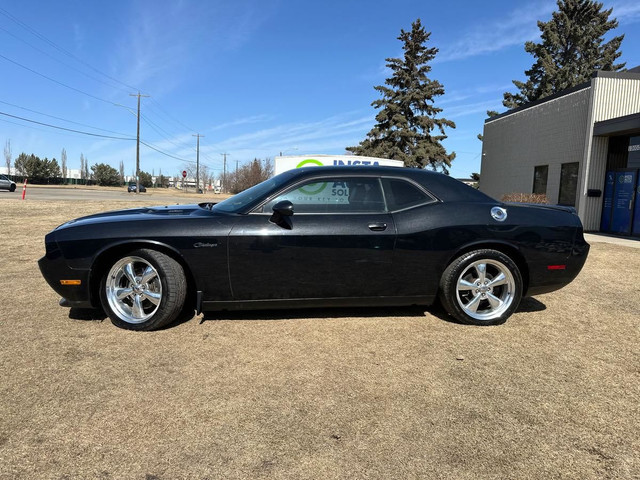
0;199;638;479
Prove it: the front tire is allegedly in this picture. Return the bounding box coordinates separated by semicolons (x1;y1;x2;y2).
439;249;522;326
99;249;187;330
9;184;16;192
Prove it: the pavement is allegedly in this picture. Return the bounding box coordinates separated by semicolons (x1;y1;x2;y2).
585;233;640;249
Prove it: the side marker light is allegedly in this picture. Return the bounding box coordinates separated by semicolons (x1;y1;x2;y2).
60;280;82;285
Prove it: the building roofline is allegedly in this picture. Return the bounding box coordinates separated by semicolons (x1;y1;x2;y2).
485;81;591;123
485;67;640;124
593;69;640;80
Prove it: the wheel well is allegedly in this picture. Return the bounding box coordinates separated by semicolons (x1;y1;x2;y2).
89;243;198;310
444;243;530;296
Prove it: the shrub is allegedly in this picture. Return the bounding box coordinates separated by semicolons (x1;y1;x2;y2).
501;193;549;204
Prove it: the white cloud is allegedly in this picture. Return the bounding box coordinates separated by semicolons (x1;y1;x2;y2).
437;1;556;62
612;1;640;23
110;0;275;95
199;112;375;163
209;114;273;132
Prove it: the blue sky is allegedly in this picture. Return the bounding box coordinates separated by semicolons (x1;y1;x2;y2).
1;0;640;179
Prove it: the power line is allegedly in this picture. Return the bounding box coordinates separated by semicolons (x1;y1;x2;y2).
0;24;129;95
0;6;139;92
146;98;195;133
0;99;133;136
0;53;130;109
140;113;196;153
0;116;85;138
0;7;211;165
140;140;212;167
0;110;136;140
0;7;210;167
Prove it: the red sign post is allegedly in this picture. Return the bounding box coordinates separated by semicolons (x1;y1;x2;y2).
182;170;187;178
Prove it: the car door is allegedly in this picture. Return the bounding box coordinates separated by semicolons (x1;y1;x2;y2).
381;177;443;297
0;175;9;190
227;175;396;300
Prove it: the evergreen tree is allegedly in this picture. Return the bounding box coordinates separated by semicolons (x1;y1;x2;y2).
138;170;153;187
347;19;455;172
503;0;624;108
91;163;121;186
14;153;60;183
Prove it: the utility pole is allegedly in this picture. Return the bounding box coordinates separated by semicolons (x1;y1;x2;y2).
221;153;229;193
130;92;149;194
193;134;204;193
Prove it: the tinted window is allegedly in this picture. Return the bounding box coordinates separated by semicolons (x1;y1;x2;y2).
533;165;548;195
212;170;296;213
558;162;579;206
263;177;385;214
382;178;431;210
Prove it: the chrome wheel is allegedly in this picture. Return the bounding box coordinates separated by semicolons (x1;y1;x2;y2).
105;256;162;324
455;259;515;321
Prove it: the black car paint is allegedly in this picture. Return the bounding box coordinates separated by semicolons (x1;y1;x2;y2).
39;166;589;313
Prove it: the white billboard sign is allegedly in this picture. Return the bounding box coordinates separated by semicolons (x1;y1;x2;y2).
274;155;404;176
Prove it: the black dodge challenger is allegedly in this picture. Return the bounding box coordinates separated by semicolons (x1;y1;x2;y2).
39;166;590;330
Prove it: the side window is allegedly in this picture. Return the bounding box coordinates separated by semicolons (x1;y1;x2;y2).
262;177;386;214
382;178;432;211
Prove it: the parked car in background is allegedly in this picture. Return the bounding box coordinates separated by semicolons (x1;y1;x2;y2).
0;174;16;192
127;182;146;193
39;166;590;331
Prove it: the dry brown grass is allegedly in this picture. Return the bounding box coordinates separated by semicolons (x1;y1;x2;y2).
0;199;638;480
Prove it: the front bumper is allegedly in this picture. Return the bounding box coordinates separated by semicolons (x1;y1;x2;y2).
38;255;93;308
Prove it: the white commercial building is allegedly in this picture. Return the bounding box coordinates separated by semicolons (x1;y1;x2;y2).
480;67;640;236
274;154;404;176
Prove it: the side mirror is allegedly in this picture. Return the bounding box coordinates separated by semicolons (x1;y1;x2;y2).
272;200;294;217
270;200;294;229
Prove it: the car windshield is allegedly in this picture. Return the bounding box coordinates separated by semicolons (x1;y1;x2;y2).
211;171;296;213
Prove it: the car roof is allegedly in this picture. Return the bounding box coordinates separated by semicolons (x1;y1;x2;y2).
287;166;495;203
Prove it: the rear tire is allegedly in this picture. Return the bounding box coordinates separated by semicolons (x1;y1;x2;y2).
99;249;187;331
439;249;522;326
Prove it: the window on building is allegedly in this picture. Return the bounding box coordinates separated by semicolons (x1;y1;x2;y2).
532;165;548;195
558;162;579;206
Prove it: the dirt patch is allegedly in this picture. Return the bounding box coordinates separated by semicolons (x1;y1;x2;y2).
0;199;638;479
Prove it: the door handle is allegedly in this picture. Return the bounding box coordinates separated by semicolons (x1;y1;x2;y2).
368;222;387;231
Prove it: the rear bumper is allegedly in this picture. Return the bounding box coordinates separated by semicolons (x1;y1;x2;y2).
526;238;590;296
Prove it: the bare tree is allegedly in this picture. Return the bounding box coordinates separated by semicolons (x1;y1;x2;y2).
80;154;86;180
61;148;67;181
228;158;274;193
200;164;211;190
4;140;11;175
119;160;125;185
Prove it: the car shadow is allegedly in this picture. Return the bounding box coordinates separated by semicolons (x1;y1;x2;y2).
68;306;195;330
201;305;429;323
69;298;547;328
68;308;107;322
517;297;547;313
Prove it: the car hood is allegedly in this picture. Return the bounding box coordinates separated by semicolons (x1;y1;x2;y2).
55;204;217;230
